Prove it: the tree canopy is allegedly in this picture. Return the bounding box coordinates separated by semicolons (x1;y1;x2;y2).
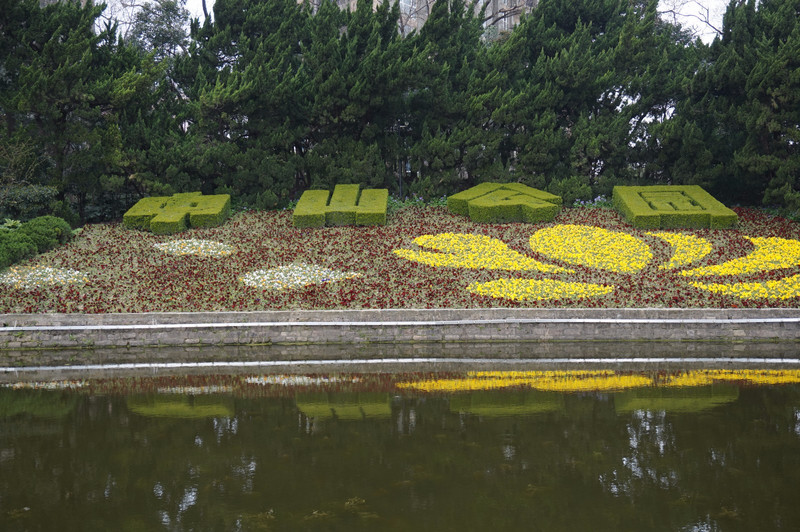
1;0;798;222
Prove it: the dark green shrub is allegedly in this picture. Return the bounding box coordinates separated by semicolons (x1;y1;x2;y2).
18;215;73;253
50;200;81;228
0;184;59;221
0;230;37;268
547;176;592;207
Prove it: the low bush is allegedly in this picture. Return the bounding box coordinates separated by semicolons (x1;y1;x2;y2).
0;215;72;269
0;230;37;268
18;216;74;253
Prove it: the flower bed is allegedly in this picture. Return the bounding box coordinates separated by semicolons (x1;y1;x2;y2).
2;206;800;313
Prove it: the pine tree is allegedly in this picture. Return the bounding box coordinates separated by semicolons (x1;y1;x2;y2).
176;0;310;207
4;0;163;221
662;0;799;207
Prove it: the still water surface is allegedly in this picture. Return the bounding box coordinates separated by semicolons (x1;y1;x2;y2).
2;369;800;531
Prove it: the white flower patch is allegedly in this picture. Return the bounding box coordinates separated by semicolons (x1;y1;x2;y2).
240;263;361;290
154;239;236;257
0;266;88;289
245;375;362;386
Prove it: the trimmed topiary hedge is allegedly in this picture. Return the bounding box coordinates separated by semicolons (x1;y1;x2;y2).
123;192;232;234
613;185;738;229
447;183;562;223
293;184;389;228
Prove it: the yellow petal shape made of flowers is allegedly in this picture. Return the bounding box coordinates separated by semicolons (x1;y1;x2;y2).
647;232;712;270
681;236;800;277
689;274;800;300
468;278;614;301
529;225;652;273
393;233;572;273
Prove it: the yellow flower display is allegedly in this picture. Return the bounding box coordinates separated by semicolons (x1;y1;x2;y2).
689;274;800;300
393;233;572;273
529;225;652;273
467;278;613;301
647;232;712;270
396;369;800;394
680;236;800;277
393;225;800;301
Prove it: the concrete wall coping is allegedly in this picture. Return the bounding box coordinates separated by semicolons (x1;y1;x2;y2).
4;307;800;328
3;309;800;363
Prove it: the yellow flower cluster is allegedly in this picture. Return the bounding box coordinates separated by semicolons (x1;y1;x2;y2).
529;225;652;273
681;236;800;277
393;233;571;273
689;274;800;300
648;232;712;270
467;278;614;301
0;266;88;289
397;369;800;394
154;239;236;257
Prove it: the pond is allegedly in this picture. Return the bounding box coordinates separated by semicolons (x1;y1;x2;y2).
2;368;800;531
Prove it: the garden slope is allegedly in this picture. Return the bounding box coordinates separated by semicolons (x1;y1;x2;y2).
2;206;800;313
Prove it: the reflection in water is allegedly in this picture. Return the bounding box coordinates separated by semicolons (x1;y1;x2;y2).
0;370;799;530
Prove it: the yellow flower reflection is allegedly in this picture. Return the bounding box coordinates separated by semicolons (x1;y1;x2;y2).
396;369;800;394
396;371;652;393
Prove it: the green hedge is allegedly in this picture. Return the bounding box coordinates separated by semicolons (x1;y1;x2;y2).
292;184;389;228
355;188;389;226
612;185;738;229
448;183;562;223
123;192;231;234
292;190;330;228
326;184;360;226
0;215;72;269
0;230;37;269
18;215;73;252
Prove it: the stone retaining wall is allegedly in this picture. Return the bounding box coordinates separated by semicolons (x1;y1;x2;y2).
2;308;800;353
